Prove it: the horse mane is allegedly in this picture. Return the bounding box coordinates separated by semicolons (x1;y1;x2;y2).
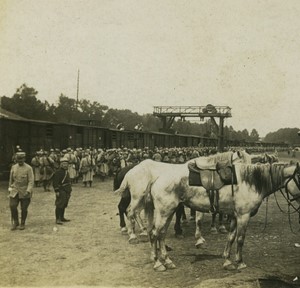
237;150;252;164
240;163;287;195
250;154;265;164
205;151;233;164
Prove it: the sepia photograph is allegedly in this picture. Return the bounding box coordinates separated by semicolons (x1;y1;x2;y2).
0;0;300;287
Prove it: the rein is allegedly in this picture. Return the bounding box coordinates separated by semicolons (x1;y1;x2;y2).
273;163;300;233
261;163;300;233
276;163;300;213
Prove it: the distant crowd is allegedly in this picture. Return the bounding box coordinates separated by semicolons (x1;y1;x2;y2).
11;144;286;192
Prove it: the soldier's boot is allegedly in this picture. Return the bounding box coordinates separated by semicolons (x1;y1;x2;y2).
20;210;28;230
11;209;19;231
43;181;47;192
55;208;63;225
61;208;70;222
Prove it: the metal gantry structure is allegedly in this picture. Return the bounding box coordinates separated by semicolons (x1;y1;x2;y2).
153;105;232;152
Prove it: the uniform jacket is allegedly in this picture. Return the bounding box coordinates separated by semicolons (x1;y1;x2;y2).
52;168;72;193
9;163;34;198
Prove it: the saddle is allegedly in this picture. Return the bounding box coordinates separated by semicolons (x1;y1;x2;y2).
188;160;237;212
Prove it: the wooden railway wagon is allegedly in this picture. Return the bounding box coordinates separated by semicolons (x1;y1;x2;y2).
0;117;208;178
0;117;288;179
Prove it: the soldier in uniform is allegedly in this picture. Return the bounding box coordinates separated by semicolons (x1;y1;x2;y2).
8;152;34;230
31;151;42;187
52;156;72;225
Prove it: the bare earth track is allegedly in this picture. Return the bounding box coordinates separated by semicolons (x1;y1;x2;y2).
0;152;300;288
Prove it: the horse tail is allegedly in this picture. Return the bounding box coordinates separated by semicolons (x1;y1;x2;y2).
114;176;129;196
143;179;157;227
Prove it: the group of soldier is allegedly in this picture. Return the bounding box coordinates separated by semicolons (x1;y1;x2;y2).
9;150;73;230
25;145;282;190
27;146;218;191
8;144;281;231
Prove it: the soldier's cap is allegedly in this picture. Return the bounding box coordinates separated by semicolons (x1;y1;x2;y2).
60;156;69;163
16;152;26;159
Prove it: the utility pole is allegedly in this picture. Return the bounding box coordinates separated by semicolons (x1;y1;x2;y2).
76;69;80;109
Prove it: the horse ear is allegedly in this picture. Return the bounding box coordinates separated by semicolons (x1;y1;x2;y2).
237;150;242;158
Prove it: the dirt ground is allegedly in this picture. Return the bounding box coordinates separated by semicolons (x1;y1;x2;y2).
0;152;300;288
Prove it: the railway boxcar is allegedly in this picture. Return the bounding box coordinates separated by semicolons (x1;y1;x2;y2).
0;116;288;179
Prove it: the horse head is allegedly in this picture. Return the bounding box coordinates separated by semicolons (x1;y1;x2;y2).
232;150;252;164
284;162;300;205
264;152;279;164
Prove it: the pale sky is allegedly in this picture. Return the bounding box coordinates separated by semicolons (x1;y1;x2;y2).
0;0;300;137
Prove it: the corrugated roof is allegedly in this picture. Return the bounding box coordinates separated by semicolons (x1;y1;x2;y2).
0;107;28;120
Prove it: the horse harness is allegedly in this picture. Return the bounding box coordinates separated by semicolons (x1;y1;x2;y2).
270;162;300;231
188;155;237;213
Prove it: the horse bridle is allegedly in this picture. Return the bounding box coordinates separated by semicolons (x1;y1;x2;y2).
266;162;300;233
278;162;300;212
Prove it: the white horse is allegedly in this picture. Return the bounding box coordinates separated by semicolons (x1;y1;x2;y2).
114;151;251;243
143;161;300;271
194;150;280;242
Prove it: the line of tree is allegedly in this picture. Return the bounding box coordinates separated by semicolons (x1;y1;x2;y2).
1;83;266;143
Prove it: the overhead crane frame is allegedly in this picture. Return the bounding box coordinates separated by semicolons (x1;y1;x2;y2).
153;105;232;152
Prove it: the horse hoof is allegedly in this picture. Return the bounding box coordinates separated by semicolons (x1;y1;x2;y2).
120;227;128;235
210;227;218;234
154;262;166;272
128;236;139;244
139;231;148;242
195;237;206;249
165;261;176;269
165;245;173;251
218;226;228;234
237;262;247;270
223;260;236;271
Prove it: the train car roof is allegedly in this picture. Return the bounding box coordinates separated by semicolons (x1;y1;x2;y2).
0;107;28;120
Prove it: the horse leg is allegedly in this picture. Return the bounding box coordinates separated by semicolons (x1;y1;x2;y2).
195;211;206;248
135;209;148;242
190;208;196;221
235;214;250;270
223;216;237;270
210;212;218;234
174;203;184;237
118;197;130;234
218;212;228;234
126;196;143;244
159;213;176;269
126;206;139;244
149;223;166;272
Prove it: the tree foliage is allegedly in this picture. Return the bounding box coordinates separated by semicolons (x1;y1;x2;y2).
264;128;300;145
6;84;297;143
1;84;48;120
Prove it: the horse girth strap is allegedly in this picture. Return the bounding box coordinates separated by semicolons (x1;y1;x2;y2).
207;189;220;213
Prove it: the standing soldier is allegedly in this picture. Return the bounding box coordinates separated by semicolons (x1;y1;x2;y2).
8;152;34;230
79;151;95;187
97;149;109;181
52;156;72;225
65;148;77;183
40;151;55;192
31;151;42;187
152;148;162;162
